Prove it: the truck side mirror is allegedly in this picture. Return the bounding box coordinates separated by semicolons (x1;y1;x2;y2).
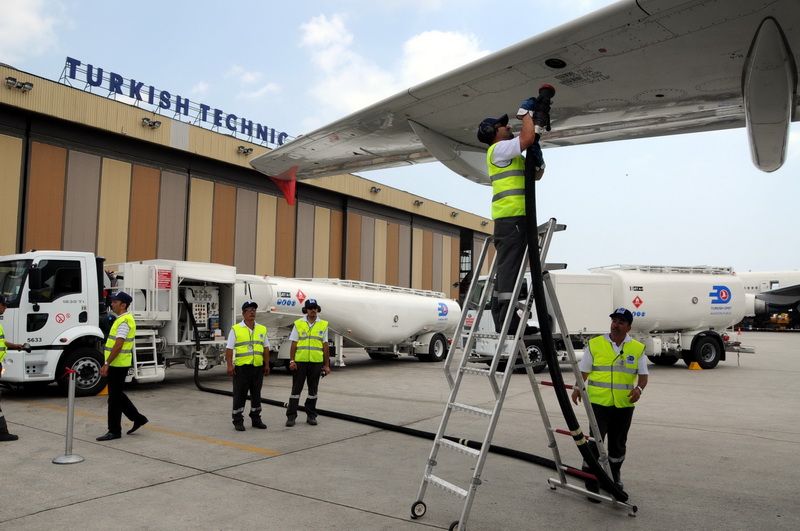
28;267;42;290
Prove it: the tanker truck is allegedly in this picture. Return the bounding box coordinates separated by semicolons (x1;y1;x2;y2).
235;275;461;367
467;264;754;372
0;250;460;396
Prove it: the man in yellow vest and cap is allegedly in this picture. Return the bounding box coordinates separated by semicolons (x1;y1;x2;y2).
97;291;148;441
226;300;270;431
476;88;553;333
286;298;330;427
571;308;649;500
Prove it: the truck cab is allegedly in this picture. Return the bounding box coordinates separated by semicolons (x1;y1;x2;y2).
0;251;107;395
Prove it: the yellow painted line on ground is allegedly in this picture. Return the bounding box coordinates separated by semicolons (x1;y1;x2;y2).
24;402;282;456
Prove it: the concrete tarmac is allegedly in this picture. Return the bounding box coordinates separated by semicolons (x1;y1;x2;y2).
1;331;798;530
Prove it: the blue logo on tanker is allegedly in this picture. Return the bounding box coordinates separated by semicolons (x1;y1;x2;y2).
709;285;731;304
438;303;449;317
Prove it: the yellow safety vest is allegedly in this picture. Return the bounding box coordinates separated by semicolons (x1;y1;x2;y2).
488;143;526;220
586;335;645;408
105;313;136;367
293;318;328;363
0;323;6;364
233;323;267;366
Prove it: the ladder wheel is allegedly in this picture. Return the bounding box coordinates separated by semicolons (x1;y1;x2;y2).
410;500;426;519
449;521;460;531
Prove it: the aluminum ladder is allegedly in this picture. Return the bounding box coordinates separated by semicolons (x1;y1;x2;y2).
410;218;634;530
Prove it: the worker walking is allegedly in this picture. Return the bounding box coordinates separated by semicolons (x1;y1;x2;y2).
286;299;330;427
226;300;270;431
0;295;27;442
477;88;553;333
97;292;149;441
571;308;649;499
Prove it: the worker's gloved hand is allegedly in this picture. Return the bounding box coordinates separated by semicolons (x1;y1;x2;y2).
22;343;31;353
516;97;537;119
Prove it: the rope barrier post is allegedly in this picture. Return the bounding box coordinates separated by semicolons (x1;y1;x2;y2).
53;368;85;465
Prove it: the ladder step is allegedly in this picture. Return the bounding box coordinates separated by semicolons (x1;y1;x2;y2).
461;366;503;378
438;438;481;458
471;332;515;340
425;474;468;498
450;402;493;417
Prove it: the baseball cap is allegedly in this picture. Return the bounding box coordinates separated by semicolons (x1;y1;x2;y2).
302;298;321;314
111;291;133;305
477;114;509;144
609;307;633;325
242;300;258;311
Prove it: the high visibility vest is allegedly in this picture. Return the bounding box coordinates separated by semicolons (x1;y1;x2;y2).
0;323;6;364
293;318;328;363
232;323;267;366
105;313;136;367
586;335;645;408
488;142;526;220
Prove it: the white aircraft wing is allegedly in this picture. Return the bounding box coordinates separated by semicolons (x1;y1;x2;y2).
251;0;799;187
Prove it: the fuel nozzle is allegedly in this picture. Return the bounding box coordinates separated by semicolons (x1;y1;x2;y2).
534;84;556;131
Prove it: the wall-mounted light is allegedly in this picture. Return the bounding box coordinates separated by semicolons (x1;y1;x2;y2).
370;186;381;193
480;221;489;226
4;77;33;92
414;200;423;206
237;146;254;154
141;118;161;129
450;211;459;217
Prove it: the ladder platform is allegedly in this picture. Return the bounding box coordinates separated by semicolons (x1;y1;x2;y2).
461;366;503;378
450;402;493;417
439;438;481;458
425;474;468;499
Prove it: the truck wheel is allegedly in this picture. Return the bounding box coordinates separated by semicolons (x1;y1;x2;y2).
56;347;106;397
693;336;721;369
525;340;547;373
420;333;448;362
647;354;679;366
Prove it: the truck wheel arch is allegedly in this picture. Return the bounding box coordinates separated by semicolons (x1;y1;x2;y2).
690;332;725;369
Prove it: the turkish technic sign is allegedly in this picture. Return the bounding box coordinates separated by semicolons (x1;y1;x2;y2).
62;57;290;147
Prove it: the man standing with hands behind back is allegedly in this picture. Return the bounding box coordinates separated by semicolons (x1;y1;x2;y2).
286;299;330;427
572;308;648;499
226;300;270;432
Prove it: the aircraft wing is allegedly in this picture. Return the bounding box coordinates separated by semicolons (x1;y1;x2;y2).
251;0;799;187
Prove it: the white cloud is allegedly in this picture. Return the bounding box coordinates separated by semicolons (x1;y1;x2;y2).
226;65;263;85
298;13;489;130
190;81;210;99
0;0;62;63
238;82;280;100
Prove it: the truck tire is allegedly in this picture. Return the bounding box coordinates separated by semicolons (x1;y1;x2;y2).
647;354;679;366
56;347;106;397
420;333;447;362
681;350;696;366
525;340;548;373
693;336;721;369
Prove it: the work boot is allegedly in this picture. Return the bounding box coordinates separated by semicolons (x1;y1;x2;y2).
611;463;624;490
307;417;318;426
232;415;245;432
0;415;18;441
251;416;267;429
285;417;296;427
582;464;601;503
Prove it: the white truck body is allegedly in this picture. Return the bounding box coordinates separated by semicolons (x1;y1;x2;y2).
236;275;461;366
468;265;753;371
0;251;460;395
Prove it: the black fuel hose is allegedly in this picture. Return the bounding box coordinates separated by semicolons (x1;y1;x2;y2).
523;142;627;501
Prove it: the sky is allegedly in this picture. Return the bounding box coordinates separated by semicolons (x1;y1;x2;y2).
0;0;798;274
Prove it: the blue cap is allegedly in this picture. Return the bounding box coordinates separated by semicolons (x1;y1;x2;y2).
242;300;258;311
477;114;509;144
609;307;633;325
111;291;133;305
302;298;321;313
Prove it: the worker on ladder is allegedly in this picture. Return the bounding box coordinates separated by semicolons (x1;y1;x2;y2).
476;89;553;333
571;308;649;500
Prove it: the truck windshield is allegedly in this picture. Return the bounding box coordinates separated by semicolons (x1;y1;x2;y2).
0;260;32;307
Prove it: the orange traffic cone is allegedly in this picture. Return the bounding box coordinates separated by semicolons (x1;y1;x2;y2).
688;362;703;370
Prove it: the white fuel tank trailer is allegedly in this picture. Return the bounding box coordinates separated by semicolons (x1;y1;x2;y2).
236;275;461;365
